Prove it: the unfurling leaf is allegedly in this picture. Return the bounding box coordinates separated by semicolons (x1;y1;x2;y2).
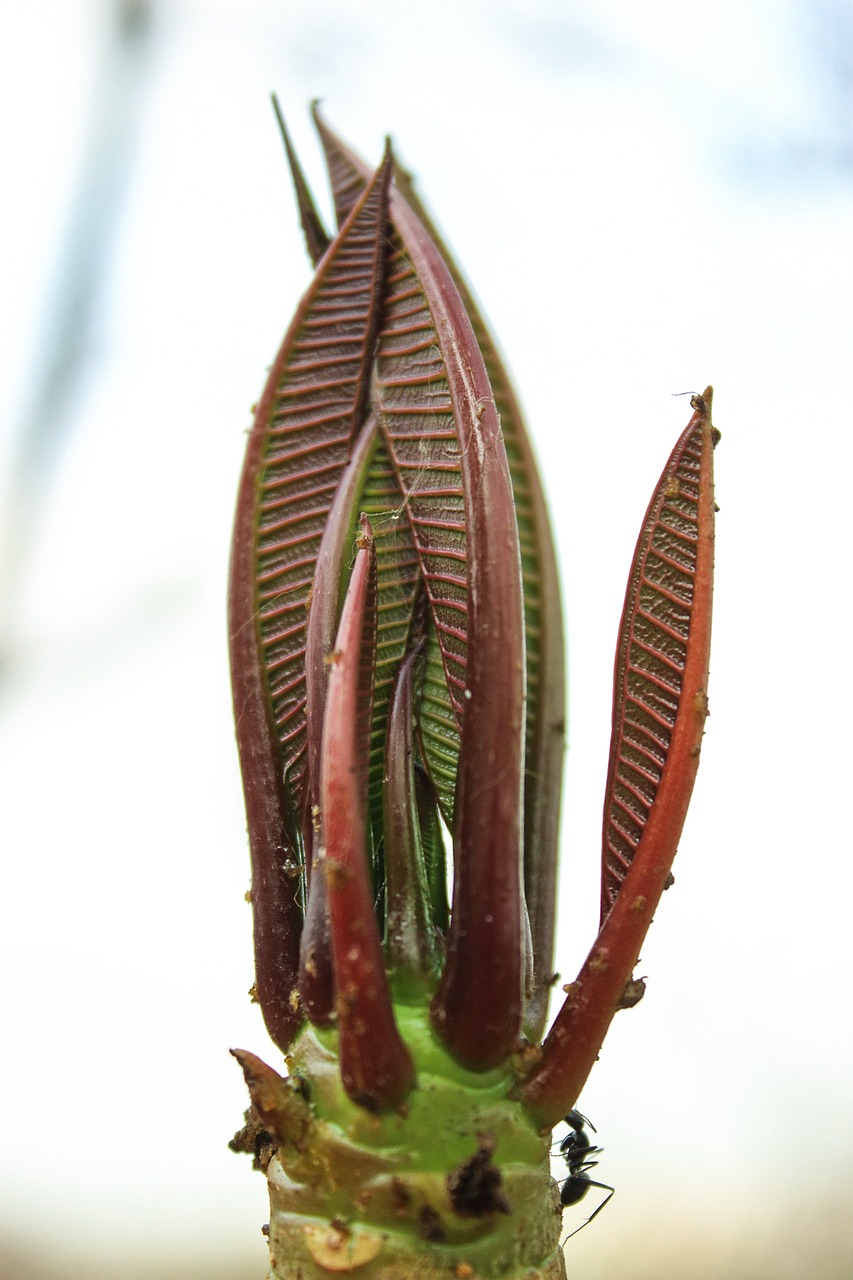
229;102;717;1280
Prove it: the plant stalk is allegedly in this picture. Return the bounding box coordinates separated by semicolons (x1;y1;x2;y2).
234;1007;568;1279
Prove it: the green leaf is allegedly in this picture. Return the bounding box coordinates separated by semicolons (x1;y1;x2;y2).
358;437;423;848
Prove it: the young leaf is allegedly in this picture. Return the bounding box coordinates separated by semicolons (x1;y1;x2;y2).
304;416;381;831
357;439;422;851
311;99;365;228
390;176;565;1012
320;528;415;1109
298;418;380;1024
302;412;423;868
314;110;528;1067
312;105;565;1035
272;95;331;267
383;641;443;998
298;427;422;1018
228;151;392;1051
312;109;464;822
600;389;717;920
522;391;717;1126
414;762;449;935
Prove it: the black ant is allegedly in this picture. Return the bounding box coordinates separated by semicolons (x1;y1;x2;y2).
555;1109;615;1238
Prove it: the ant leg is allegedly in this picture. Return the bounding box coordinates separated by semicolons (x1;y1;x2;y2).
561;1180;615;1241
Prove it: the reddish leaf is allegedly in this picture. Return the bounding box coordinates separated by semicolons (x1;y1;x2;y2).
312;109;465;822
228;152;392;1051
304;417;381;829
521;390;717;1126
392;187;566;1039
315;114;528;1069
312;100;366;227
301;410;423;858
272;95;331;268
298;422;423;1020
600;390;716;919
297;417;381;1024
321;532;415;1109
313;106;564;1035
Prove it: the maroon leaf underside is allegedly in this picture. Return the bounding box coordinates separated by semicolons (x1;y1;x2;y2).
380;177;529;1068
521;391;716;1127
298;422;438;1023
304;417;382;830
312;106;565;1038
297;415;381;1024
321;533;415;1108
307;445;428;980
600;393;714;920
228;153;392;1053
313;110;528;1067
312;109;466;823
276;108;433;853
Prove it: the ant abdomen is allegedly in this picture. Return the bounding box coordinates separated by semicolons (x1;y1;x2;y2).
555;1109;615;1236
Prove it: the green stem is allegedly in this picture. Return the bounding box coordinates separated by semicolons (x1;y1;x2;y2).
235;1007;566;1278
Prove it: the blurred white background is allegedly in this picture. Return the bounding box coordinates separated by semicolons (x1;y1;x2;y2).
1;1;851;1277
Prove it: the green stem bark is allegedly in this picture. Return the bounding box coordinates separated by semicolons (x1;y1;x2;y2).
234;1007;567;1279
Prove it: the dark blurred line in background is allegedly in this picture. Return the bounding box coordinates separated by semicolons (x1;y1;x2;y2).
1;0;153;670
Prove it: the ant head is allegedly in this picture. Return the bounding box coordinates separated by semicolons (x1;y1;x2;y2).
564;1108;596;1135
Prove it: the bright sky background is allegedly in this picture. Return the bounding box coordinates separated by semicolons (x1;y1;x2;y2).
1;2;851;1277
